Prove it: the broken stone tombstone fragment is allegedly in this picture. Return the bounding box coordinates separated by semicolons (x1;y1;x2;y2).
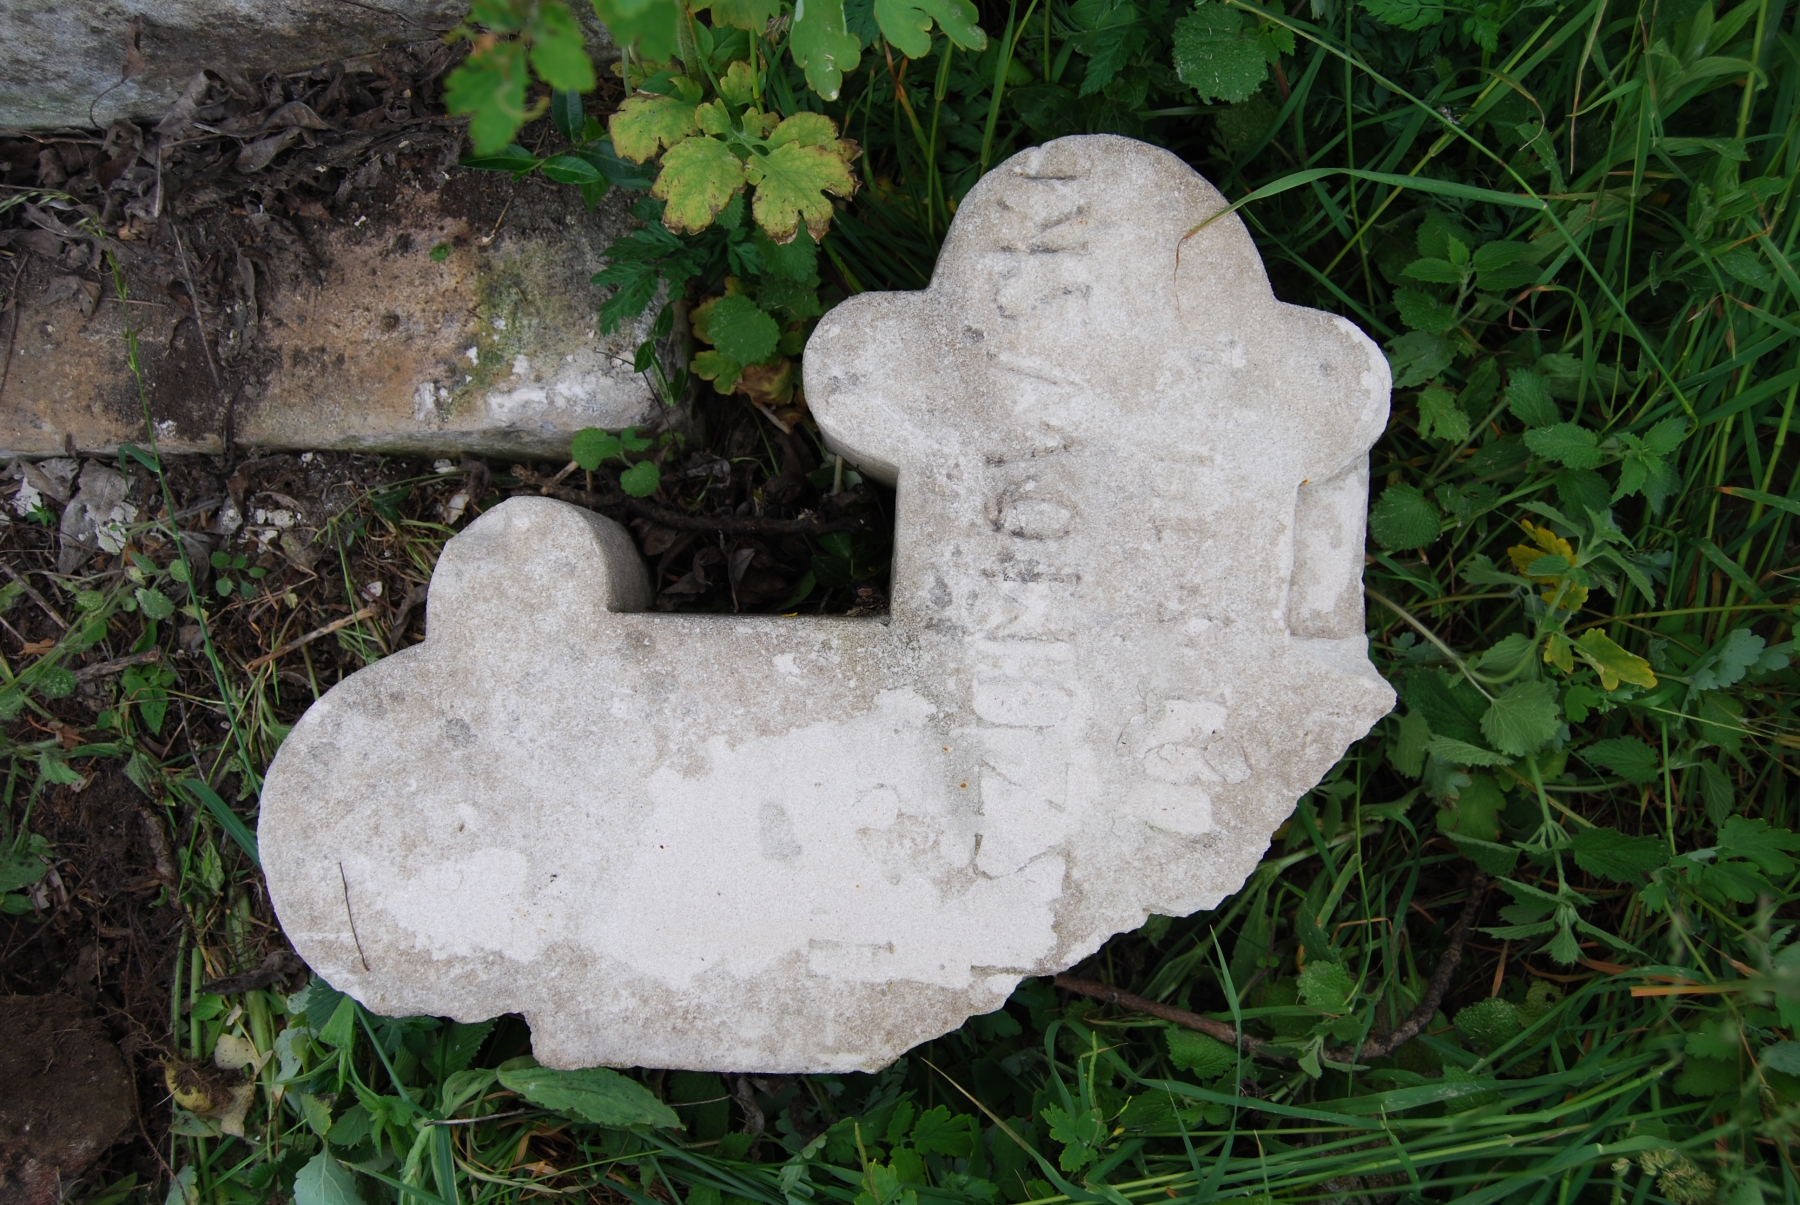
261;134;1395;1073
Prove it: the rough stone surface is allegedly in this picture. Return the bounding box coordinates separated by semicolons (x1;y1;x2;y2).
260;135;1395;1073
0;178;666;459
0;1;610;132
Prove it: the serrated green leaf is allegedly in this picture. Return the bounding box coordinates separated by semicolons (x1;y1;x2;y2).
1368;483;1441;549
293;1153;359;1205
790;0;863;99
1386;330;1457;388
1424;736;1513;767
746;139;856;242
609;93;700;163
1417;384;1470;443
1569;826;1670;881
1172;5;1267;104
692;349;745;393
445;40;530;155
1297;959;1355;1012
1584;736;1659;783
1471;239;1529;275
1524;422;1602;468
496;1062;679;1127
1504;369;1559;427
1453;998;1521;1052
1395;287;1460;334
911;1105;975;1156
1480;680;1561;756
1166;1027;1237;1077
136;587;175;621
1362;0;1444;28
705;295;780;364
652;135;747;233
1403;257;1463;284
875;0;987;59
1436;774;1506;842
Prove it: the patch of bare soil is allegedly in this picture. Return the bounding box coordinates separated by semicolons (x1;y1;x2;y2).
0;994;136;1204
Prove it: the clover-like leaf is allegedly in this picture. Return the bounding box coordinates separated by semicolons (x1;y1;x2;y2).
1172;4;1267;104
705;294;781;365
746;140;857;243
875;0;987;60
571;428;622;471
652;135;748;234
791;0;864;100
610;93;700;163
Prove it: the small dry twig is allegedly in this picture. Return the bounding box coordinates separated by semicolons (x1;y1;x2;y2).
243;604;378;670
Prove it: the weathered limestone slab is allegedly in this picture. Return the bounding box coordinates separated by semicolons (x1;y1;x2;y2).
1;0;462;131
0;181;665;459
261;135;1395;1072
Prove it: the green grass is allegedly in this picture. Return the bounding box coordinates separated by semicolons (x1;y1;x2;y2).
2;0;1797;1201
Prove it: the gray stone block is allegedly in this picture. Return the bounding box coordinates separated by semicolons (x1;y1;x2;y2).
259;135;1395;1072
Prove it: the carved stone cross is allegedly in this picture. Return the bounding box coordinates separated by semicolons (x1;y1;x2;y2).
261;135;1395;1072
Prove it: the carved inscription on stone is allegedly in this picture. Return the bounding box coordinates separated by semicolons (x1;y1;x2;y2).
260;135;1395;1072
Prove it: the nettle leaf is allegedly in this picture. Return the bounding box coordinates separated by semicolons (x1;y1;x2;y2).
747;140;857;242
1173;4;1268;104
610;93;700;163
445;40;530;155
1425;736;1512;768
1525;422;1602;469
1573;630;1656;690
293;1152;359;1205
1166;1027;1236;1077
527;0;597;92
706;295;781;365
1297;959;1355;1013
1403;257;1463;284
1362;0;1443;27
1480;680;1561;756
1585;736;1659;783
1643;415;1690;456
1394;287;1459;335
496;1062;679;1127
1570;826;1670;881
1417;384;1470;443
1504;369;1559;427
653;135;748;233
874;0;987;60
1368;483;1441;550
1386;331;1457;388
1453;998;1522;1052
592;0;680;58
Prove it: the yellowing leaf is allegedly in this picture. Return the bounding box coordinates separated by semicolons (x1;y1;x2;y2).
1543;631;1575;673
1573;630;1657;690
692;349;744;393
1507;520;1589;610
718;60;758;107
609;93;699;163
769;111;844;148
746;141;856;242
652;135;747;233
696;99;733;135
